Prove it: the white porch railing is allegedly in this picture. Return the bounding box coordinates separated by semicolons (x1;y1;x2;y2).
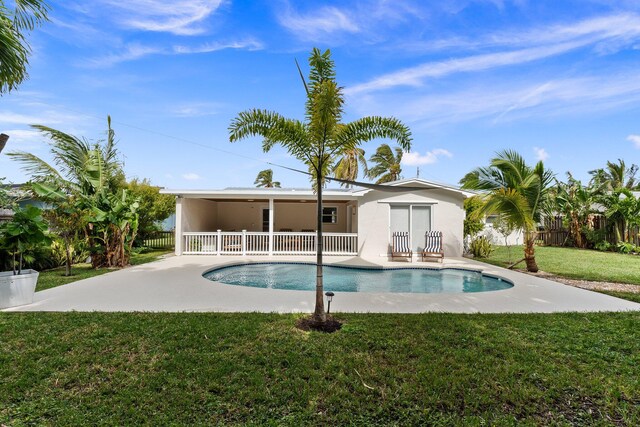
182;231;357;256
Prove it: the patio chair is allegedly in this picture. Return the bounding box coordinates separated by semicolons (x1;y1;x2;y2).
279;228;292;232
421;231;444;263
391;232;412;262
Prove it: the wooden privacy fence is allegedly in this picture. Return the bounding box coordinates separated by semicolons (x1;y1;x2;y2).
538;215;640;247
144;230;175;249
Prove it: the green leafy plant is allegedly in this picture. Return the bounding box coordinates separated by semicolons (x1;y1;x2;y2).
616;241;634;254
0;205;51;274
470;237;494;258
594;241;612;252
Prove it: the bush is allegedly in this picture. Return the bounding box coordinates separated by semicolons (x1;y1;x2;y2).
470;237;494;258
584;228;607;249
50;239;89;266
616;241;634;254
594;241;612;252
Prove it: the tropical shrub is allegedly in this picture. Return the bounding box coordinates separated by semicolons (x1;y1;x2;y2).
0;205;51;274
470;237;494;258
616;241;635;254
126;178;174;244
594;240;612;252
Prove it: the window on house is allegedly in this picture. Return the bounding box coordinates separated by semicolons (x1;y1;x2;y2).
322;207;338;224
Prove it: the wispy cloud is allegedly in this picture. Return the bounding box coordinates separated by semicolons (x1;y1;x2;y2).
169;102;224;117
182;172;202;181
99;0;224;35
348;13;640;95
533;147;549;161
350;71;640;126
83;39;263;68
402;149;453;166
277;5;360;41
627;134;640;149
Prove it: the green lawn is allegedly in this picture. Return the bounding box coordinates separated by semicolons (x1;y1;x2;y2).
1;312;639;425
36;250;171;292
480;246;640;285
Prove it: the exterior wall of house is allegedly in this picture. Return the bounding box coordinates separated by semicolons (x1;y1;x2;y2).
181;199;350;233
356;188;466;258
273;202;347;233
181;198;218;232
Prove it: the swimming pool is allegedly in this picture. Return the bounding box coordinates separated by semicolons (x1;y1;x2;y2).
203;263;513;294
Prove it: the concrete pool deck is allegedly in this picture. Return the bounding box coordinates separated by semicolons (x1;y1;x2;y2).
4;255;640;313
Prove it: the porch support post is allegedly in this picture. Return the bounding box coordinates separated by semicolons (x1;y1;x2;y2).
174;197;183;256
216;230;222;255
268;198;274;256
242;230;247;256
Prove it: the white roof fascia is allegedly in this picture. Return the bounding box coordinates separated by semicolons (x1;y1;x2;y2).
159;188;360;200
350;178;475;198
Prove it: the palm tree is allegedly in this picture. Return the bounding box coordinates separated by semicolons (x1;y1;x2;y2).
367;144;403;183
254;169;281;188
8;117;139;268
460;150;554;272
552;173;604;248
0;0;50;93
229;48;411;323
333;147;367;188
589;159;639;191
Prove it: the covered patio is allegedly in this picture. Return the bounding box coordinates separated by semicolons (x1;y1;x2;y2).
167;188;360;256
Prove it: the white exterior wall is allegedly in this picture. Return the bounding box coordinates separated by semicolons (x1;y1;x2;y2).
357;188;466;258
181;198;218;232
480;225;523;246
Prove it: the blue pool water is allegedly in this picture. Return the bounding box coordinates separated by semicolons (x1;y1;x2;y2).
203;263;513;294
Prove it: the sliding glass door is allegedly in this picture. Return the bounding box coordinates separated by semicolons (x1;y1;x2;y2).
389;204;432;252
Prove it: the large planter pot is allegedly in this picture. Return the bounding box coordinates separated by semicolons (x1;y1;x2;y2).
0;269;39;309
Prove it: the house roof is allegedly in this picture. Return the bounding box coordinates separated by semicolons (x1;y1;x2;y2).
161;178;474;200
350;178;476;198
160;187;360;201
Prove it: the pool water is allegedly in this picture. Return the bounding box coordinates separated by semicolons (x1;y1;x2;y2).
203;263;513;294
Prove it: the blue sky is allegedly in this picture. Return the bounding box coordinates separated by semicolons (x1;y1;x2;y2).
1;0;640;189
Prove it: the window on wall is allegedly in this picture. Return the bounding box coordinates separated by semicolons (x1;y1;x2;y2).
322;207;338;224
389;204;432;251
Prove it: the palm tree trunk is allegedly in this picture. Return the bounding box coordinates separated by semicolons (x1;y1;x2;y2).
524;231;539;273
314;168;326;323
65;239;72;276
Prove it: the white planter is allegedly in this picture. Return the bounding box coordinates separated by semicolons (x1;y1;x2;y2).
0;269;39;309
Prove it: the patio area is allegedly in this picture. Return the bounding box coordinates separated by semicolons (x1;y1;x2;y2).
5;256;640;313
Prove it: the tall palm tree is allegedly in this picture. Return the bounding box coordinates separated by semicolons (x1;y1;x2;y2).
229;48;411;323
333;147;367;188
367;144;403;183
254;169;281;188
589;159;639;191
460;150;554;272
0;0;50;93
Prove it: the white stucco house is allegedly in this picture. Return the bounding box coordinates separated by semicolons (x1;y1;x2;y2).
161;178;473;260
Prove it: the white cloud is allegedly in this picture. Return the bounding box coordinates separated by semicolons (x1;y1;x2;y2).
170;102;224;118
349;71;640;126
347;13;640;95
533;147;549;161
99;0;224;35
402;149;453;166
83;39;263;68
182;173;202;181
277;5;359;40
627;134;640;149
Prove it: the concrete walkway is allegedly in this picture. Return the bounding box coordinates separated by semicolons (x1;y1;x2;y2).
5;255;640;313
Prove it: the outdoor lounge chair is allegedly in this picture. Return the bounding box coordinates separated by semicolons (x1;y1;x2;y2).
391;231;412;262
421;231;444;262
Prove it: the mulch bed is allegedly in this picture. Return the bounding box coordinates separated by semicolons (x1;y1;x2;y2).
296;316;343;333
524;270;640;293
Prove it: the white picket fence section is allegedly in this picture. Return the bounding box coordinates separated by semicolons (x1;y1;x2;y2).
182;231;357;256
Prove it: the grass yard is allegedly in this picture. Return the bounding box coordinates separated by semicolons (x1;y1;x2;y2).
480;246;640;285
36;250;171;292
1;312;639;425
